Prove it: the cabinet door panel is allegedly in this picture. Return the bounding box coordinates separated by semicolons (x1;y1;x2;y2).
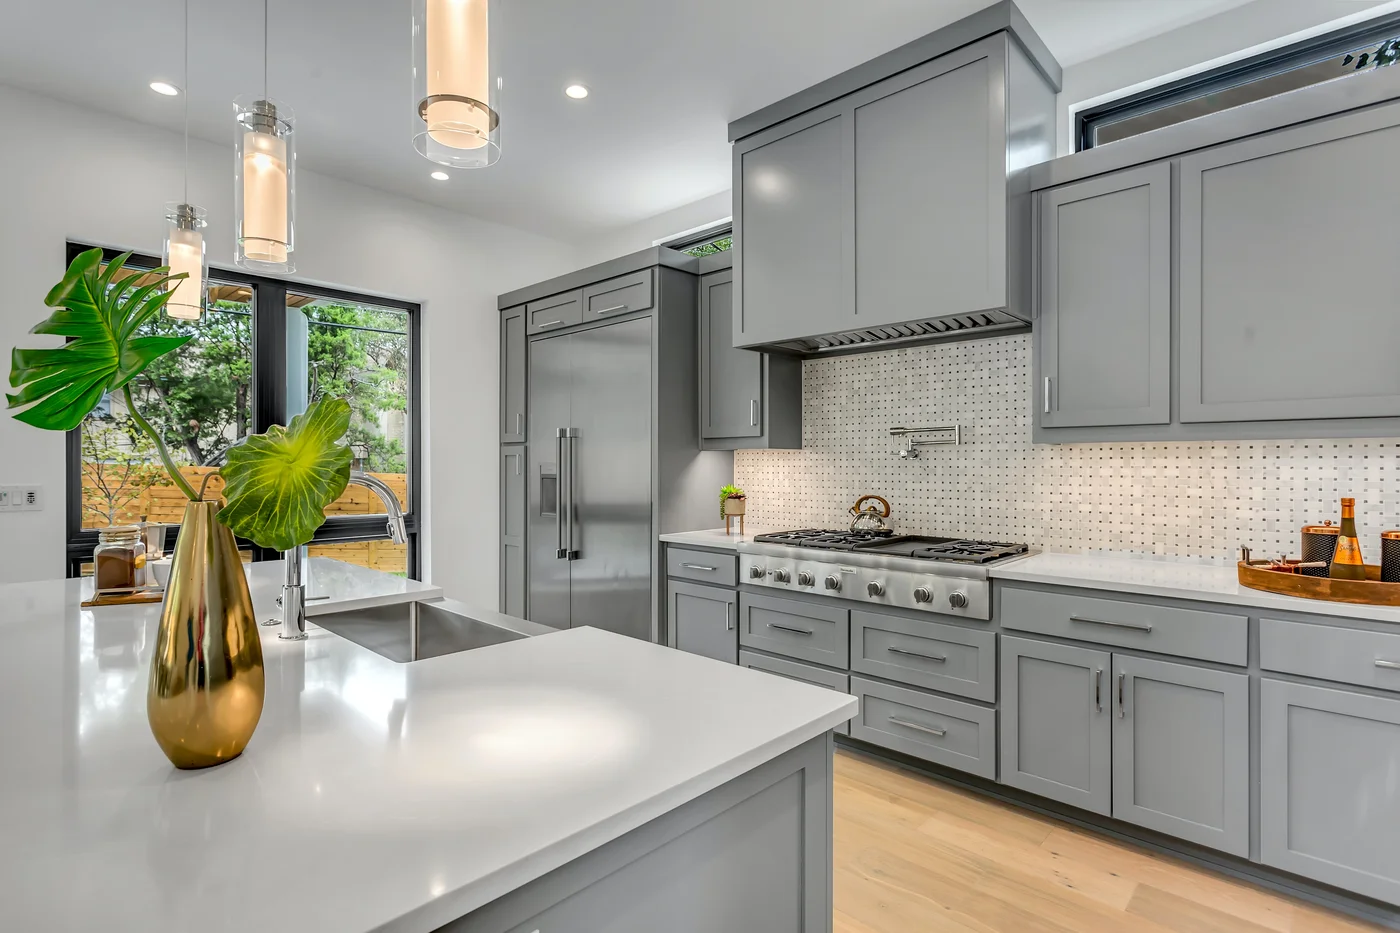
735;108;850;346
855;44;1004;319
668;580;737;664
500;306;526;442
1039;164;1170;428
699;270;763;439
1000;636;1112;814
500;448;526;617
1261;678;1400;902
1112;656;1248;857
1181;105;1400;422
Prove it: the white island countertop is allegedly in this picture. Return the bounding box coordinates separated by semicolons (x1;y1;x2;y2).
991;551;1400;625
0;560;854;933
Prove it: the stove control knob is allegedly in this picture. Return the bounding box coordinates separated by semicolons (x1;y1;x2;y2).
913;586;933;604
749;565;765;580
797;571;815;587
948;591;969;609
773;569;791;584
867;581;885;598
824;575;841;592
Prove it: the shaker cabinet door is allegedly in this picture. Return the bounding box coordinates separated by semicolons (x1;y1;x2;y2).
1000;636;1112;815
1111;656;1248;857
699;269;763;440
500;447;526;618
1038;163;1170;428
500;306;526;443
668;580;737;665
1260;678;1400;903
1180;104;1400;422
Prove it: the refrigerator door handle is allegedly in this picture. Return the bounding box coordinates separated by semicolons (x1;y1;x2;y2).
554;429;568;559
566;428;581;560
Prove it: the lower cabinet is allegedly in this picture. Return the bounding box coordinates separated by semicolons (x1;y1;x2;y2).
667;580;737;664
850;675;996;779
739;592;850;669
1000;637;1248;856
1260;679;1400;902
500;447;526;618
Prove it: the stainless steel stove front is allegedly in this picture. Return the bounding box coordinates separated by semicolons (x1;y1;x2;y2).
735;542;996;621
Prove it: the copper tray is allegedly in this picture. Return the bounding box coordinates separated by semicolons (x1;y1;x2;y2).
1237;562;1400;607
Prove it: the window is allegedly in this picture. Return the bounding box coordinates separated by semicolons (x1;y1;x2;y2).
1077;12;1400;150
67;243;421;578
660;221;733;258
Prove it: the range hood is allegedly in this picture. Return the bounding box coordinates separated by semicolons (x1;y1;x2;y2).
763;308;1030;356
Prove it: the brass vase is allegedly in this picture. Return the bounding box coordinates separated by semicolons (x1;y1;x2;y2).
147;500;265;769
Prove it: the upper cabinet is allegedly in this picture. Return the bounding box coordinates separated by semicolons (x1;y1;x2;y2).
729;7;1060;354
500;305;526;444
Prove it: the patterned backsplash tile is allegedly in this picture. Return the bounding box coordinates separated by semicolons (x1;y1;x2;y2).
733;333;1400;562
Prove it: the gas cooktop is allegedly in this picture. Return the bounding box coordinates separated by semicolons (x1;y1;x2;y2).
752;529;1028;564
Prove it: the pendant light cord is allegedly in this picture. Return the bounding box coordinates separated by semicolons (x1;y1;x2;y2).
264;0;269;99
182;0;189;203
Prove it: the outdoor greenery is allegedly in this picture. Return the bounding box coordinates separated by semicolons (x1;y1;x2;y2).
1343;37;1400;70
305;302;409;474
80;414;169;525
683;236;733;258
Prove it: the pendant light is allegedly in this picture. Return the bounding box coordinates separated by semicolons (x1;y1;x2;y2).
163;0;208;321
234;0;295;274
413;0;501;168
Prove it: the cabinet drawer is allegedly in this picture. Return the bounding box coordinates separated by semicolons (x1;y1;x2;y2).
526;289;584;334
850;676;996;779
583;269;654;320
740;650;851;735
1261;618;1400;693
1000;586;1246;666
665;547;738;587
850;611;996;701
739;592;848;668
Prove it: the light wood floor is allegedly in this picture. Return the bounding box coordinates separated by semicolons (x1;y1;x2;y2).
833;750;1387;933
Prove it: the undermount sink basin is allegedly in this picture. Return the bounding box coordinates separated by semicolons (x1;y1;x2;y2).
312;598;555;663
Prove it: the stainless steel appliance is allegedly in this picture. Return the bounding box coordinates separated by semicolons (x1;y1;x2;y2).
737;530;1029;621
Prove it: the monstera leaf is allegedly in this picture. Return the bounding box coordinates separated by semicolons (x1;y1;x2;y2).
217;396;354;552
7;248;189;431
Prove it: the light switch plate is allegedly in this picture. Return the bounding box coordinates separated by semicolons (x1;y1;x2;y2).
0;488;12;510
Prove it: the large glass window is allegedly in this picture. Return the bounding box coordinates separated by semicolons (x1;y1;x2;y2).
65;244;420;578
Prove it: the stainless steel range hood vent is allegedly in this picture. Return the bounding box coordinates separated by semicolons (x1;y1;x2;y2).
763;308;1029;356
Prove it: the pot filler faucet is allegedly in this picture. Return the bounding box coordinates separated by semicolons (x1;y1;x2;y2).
274;472;409;641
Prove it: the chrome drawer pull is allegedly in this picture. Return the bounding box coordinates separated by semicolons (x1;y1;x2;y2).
1094;667;1103;712
886;646;947;663
888;716;946;738
768;622;813;637
537;319;564;329
725;602;733;632
1376;658;1400;670
680;563;717;572
595;304;628;315
1070;614;1153;633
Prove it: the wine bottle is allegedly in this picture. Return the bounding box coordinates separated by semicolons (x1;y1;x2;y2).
1329;497;1367;580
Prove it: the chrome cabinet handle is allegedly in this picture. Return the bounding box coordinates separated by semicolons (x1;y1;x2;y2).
681;563;717;572
750;399;758;426
1376;659;1400;670
886;646;947;663
725;601;733;632
1117;672;1127;719
1043;376;1051;415
554;430;567;559
1094;667;1103;712
888;717;946;738
768;622;813;637
1071;614;1153;633
537;319;564;329
515;412;523;436
595;303;627;315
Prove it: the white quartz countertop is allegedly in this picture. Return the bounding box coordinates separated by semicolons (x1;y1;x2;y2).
265;556;443;615
0;562;854;933
991;552;1400;625
659;527;778;550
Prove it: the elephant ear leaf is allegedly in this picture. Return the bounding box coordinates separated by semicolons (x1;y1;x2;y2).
217;396;354;552
7;248;190;431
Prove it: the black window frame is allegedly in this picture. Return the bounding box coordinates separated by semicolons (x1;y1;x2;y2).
1076;10;1400;151
64;241;423;579
660;221;733;257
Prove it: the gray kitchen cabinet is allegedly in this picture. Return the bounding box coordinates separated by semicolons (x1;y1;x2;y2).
739;592;850;669
1260;678;1400;903
525;289;584;335
500;447;526;618
1180;103;1400;423
583;268;654;320
1037;163;1170;429
667;580;737;664
1111;656;1248;857
1000;636;1111;814
500;305;526;443
699;266;801;450
850;675;997;779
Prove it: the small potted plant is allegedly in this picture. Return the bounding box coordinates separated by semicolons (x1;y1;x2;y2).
720;484;747;534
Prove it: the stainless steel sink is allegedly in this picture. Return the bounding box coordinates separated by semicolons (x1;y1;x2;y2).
311;597;555;663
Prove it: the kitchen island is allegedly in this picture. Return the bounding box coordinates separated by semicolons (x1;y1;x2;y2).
0;559;855;933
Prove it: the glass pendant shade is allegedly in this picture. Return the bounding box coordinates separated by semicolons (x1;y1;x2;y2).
163;202;208;321
234;96;296;274
413;0;501;168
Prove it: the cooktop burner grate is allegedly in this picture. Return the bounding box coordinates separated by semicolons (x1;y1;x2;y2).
752;530;1028;563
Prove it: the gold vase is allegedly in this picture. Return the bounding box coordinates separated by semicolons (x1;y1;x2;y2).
147;500;265;769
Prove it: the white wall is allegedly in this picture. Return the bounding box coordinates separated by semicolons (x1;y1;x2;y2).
575;190;731;266
0;83;579;598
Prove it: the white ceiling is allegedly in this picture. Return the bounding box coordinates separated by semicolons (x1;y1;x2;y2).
0;0;1256;242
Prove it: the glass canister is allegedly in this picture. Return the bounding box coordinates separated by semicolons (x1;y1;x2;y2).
94;526;147;596
1382;531;1400;583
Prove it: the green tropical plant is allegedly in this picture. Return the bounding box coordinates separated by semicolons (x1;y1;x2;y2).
216;396;354;552
7;248;200;501
720;483;745;519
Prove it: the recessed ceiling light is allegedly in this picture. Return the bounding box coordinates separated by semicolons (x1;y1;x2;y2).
149;81;181;97
430;171;450;181
564;84;590;100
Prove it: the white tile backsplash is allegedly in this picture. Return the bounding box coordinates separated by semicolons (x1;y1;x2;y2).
734;333;1400;562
